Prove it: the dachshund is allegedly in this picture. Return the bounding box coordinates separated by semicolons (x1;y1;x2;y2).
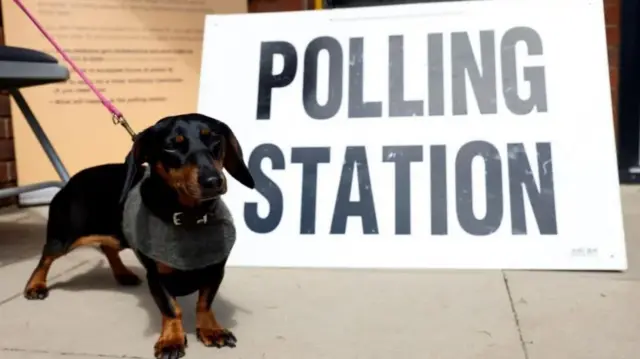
24;113;255;359
119;113;254;358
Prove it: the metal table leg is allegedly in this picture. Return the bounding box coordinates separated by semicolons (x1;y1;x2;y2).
0;89;68;201
0;181;65;198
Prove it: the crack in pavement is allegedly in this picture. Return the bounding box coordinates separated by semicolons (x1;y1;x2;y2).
0;257;150;359
0;347;151;359
502;270;530;359
0;259;94;307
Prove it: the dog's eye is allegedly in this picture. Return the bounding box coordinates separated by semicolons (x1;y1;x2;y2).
201;128;210;136
210;139;222;158
164;135;185;153
206;134;221;146
164;143;177;153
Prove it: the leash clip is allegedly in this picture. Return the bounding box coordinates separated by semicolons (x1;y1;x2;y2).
112;114;137;141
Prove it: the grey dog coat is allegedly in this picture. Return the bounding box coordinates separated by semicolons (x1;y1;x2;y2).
122;168;236;271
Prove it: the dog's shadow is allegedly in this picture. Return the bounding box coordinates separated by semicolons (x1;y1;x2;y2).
49;258;240;336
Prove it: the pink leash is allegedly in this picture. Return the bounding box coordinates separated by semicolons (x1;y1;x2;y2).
12;0;137;140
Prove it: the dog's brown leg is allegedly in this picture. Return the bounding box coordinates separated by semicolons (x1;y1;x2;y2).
196;287;237;348
69;235;120;250
24;235;125;300
100;245;141;286
154;297;187;359
24;254;60;300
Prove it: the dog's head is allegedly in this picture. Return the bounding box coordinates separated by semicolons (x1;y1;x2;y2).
120;113;255;206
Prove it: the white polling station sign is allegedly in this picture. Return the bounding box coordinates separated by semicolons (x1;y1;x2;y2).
197;0;626;270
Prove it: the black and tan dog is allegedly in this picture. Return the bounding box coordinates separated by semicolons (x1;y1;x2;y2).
24;113;255;359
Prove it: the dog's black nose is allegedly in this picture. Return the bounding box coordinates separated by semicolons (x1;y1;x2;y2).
202;176;222;189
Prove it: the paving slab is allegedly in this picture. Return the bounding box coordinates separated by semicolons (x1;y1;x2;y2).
0;207;97;304
4;181;639;359
0;348;120;359
0;250;523;359
505;185;640;359
506;271;639;359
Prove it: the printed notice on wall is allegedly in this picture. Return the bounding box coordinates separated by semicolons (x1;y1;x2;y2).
2;0;247;204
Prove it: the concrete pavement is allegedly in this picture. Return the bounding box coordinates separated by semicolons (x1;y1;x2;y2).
0;188;637;359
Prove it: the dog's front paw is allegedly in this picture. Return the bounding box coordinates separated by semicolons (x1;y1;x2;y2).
154;333;187;359
196;328;237;348
24;284;49;300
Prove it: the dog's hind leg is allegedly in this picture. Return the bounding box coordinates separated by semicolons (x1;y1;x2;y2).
24;235;126;300
23;250;62;300
100;245;141;286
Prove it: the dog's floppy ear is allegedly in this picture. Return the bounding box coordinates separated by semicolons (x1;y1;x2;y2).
119;128;154;204
199;114;255;189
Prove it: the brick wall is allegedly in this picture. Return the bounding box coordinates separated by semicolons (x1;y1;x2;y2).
249;0;306;12
0;0;625;208
605;0;621;143
0;7;17;207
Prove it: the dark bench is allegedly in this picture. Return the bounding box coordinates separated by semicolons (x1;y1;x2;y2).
0;45;70;201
